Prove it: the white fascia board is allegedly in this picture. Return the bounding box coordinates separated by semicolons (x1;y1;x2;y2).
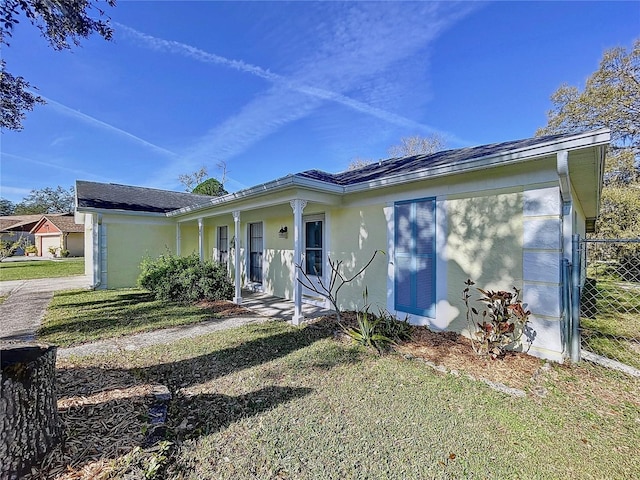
168;175;344;218
75;207;168;218
168;129;611;216
345;128;611;194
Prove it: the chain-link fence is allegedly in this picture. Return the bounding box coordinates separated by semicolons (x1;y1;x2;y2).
580;239;640;370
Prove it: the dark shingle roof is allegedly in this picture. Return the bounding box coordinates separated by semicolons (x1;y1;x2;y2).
0;214;44;232
40;214;84;233
76;181;214;214
0;214;68;232
298;133;570;186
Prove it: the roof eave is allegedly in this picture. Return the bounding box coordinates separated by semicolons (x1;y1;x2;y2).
75;206;169;218
167;175;344;217
345;128;611;194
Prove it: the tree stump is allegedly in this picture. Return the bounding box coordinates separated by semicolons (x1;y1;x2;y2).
1;344;61;479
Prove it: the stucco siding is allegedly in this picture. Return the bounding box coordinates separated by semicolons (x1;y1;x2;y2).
328;204;388;312
105;221;175;288
443;191;524;333
65;232;84;256
263;214;295;299
179;224;199;256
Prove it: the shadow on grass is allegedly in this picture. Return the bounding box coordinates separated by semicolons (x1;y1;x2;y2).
48;318;352;475
59;319;340;398
39;290;225;345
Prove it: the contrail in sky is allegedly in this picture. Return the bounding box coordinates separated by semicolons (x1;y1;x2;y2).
116;23;462;141
40;95;180;158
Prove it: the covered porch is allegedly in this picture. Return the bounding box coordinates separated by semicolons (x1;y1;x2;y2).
241;290;333;321
169;183;343;325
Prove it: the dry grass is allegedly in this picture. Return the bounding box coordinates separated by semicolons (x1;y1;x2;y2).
23;307;640;479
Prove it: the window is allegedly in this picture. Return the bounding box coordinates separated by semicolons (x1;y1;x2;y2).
249;222;263;283
305;219;323;277
394;198;436;317
217;226;228;266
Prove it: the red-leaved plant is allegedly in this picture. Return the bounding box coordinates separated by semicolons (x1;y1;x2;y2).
462;279;532;359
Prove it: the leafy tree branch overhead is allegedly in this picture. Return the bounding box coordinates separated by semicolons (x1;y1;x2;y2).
537;39;639;158
537;38;640;243
0;0;116;132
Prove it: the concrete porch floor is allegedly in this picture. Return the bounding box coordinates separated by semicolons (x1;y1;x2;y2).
240;290;334;321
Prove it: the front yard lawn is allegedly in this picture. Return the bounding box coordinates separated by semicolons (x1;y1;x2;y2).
0;258;84;281
31;319;640;479
39;288;247;346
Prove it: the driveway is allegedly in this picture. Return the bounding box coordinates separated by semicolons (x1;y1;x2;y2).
0;276;91;342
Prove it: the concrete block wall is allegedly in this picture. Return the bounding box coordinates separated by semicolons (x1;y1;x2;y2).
522;186;566;361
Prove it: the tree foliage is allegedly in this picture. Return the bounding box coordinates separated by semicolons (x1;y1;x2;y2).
0;198;16;216
388;133;446;157
0;60;46;131
537;39;640;243
346;157;374;171
192;178;228;197
536;39;639;156
14;186;75;214
0;0;115;131
178;166;208;192
347;134;447;171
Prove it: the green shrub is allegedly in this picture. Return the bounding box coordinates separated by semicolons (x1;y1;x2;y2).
138;253;233;303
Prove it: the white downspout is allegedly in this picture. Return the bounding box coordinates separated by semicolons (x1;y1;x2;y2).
557;150;573;260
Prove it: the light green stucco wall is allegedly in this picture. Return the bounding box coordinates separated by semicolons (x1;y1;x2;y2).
263;214;295;299
329;204;388;312
180;224;199;257
106;222;175;288
444;190;524;332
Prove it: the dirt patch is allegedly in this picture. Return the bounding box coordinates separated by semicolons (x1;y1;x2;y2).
196;300;254;317
332;311;543;390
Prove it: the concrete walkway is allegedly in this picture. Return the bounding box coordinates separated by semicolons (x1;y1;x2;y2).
58;291;333;359
0;277;333;357
0;276;91;343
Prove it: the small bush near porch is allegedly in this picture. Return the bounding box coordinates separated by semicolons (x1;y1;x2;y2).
138;253;233;303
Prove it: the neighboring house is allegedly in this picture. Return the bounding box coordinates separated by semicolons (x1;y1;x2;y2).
75;129;610;362
0;214;44;255
30;214;85;257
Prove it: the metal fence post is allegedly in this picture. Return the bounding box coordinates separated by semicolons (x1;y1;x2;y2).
562;258;570;356
571;234;581;363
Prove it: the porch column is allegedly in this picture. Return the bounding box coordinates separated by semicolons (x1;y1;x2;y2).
290;199;307;325
176;223;181;256
233;210;242;305
197;218;204;261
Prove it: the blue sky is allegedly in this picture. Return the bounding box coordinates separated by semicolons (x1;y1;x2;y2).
1;1;638;203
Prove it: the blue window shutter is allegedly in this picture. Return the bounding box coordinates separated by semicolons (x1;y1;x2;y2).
394;198;435;317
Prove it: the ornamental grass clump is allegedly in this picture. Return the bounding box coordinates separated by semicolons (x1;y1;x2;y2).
462;279;532;359
344;289;412;353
